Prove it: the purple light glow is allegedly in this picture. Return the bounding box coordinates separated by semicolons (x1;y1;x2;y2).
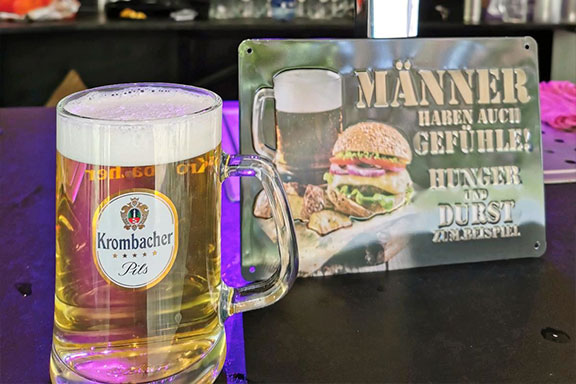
231;169;257;177
221;102;248;383
221;101;250;290
224;314;247;384
70;358;141;384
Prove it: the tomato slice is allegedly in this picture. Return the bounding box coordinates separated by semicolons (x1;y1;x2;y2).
329;157;358;166
360;158;406;171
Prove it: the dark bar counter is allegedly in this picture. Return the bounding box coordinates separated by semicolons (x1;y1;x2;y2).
0;106;574;383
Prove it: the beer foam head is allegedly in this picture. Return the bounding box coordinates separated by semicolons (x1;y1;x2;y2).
273;69;342;114
57;84;222;166
64;87;216;121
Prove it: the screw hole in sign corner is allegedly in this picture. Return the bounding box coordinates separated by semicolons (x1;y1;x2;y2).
524;43;530;50
247;48;253;55
534;241;541;250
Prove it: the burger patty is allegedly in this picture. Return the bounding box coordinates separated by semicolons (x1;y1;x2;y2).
330;169;411;195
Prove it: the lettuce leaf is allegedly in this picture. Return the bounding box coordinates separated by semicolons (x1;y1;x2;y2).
337;185;396;210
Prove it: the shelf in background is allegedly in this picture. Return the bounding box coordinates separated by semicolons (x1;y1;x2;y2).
0;14;574;35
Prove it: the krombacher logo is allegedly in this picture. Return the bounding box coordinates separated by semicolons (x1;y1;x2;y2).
93;190;178;289
97;231;174;250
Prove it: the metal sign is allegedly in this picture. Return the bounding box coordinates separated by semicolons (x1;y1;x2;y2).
239;38;546;278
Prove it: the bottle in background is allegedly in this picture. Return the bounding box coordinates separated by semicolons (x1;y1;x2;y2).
271;0;295;19
464;0;482;24
499;0;529;22
533;0;562;23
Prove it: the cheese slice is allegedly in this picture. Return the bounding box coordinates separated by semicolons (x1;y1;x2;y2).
331;170;411;195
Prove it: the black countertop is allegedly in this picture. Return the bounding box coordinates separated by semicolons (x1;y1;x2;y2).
243;183;575;383
0;107;574;383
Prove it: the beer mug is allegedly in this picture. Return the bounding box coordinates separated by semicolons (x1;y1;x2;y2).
252;69;342;185
51;83;298;383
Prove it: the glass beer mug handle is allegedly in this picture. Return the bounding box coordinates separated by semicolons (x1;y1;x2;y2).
251;88;277;160
221;153;298;316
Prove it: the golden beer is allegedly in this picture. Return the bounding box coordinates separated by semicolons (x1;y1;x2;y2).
51;83;298;384
53;148;223;383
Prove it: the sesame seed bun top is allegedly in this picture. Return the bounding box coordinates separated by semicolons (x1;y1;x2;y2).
332;121;412;163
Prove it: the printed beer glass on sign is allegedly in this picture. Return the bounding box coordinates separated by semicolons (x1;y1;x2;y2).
52;84;298;383
252;69;343;185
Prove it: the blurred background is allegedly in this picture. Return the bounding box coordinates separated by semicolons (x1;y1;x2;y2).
0;0;574;106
